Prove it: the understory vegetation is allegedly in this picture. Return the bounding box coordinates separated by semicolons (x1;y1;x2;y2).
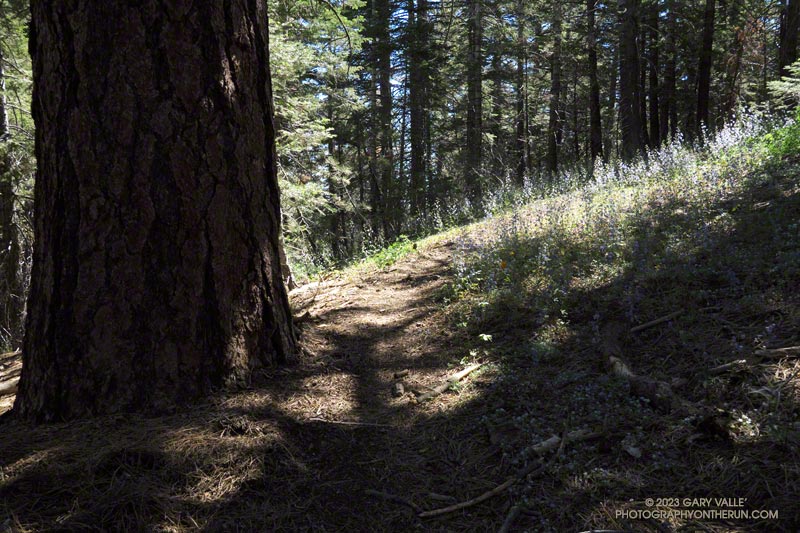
422;114;800;529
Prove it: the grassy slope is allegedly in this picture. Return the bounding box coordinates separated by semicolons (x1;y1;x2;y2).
426;120;800;530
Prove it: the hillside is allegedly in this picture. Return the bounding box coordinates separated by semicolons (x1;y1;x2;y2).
1;123;799;531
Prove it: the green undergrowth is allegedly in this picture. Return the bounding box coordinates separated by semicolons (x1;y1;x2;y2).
423;116;800;531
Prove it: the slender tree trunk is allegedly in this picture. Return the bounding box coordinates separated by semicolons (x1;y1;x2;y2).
527;21;542;176
409;0;429;219
490;50;504;175
16;1;296;421
515;0;528;184
376;0;394;237
639;26;650;148
466;0;483;207
648;2;661;147
587;0;604;162
605;47;619;161
661;0;677;142
726;28;744;120
572;60;579;159
367;1;383;236
398;77;407;217
0;40;22;347
780;0;800;76
546;1;563;173
697;0;716;134
618;0;645;160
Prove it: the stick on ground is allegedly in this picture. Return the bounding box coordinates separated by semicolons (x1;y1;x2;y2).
365;489;421;513
418;430;599;518
630;310;683;333
498;504;523;533
754;346;800;359
415;364;482;402
307;417;394;429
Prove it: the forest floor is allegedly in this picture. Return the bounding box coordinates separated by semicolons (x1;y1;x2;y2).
1;160;800;531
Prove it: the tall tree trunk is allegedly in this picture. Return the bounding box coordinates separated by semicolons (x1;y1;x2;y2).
366;1;383;237
515;0;528;184
725;27;744;120
697;0;716;134
639;26;650;148
466;0;483;207
618;0;645;160
648;2;661;148
526;21;542;176
0;31;22;348
490;50;504;176
16;1;296;421
376;0;395;237
572;60;579;158
605;47;619;161
587;0;604;162
661;0;677;142
409;0;429;219
546;1;563;173
780;0;800;76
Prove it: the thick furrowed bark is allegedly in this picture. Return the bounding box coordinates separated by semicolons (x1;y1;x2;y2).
17;1;295;421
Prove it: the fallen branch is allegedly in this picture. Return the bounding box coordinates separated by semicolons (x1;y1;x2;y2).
418;475;519;518
418;429;599;519
498;504;523;533
0;376;19;397
307;417;393;429
602;323;697;415
630;310;683;333
607;355;697;415
530;429;599;455
415;364;482;402
393;369;410;379
365;489;421;513
708;359;748;375
754;346;800;359
708;346;800;376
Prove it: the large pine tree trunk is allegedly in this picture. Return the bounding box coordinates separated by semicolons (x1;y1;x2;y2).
16;1;296;421
618;0;645;160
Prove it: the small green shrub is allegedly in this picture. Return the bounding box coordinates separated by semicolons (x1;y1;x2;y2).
366;234;415;268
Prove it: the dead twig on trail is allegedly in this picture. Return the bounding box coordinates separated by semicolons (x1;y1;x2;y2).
364;489;421;513
498;504;523;533
754;345;800;359
415;364;482;402
630;310;683;333
708;359;749;375
707;346;800;375
307;417;394;429
418;429;599;519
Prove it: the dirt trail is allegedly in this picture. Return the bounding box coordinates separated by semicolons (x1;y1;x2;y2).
286;240;462;422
